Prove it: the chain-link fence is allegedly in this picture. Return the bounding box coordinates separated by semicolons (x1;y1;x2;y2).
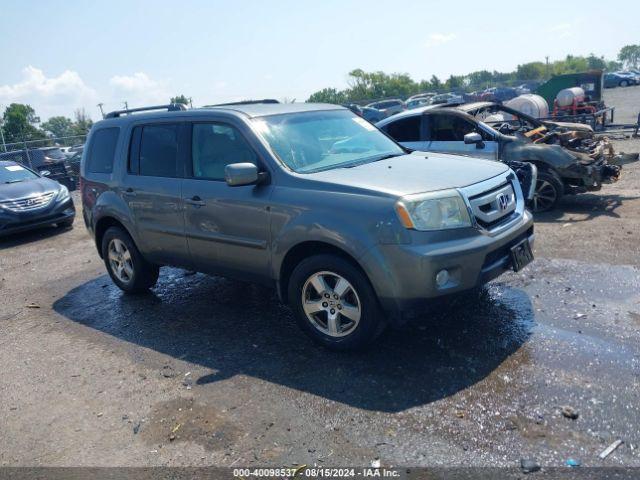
0;134;86;190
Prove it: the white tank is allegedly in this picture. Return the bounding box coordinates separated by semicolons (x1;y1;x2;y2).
505;94;549;118
556;87;585;107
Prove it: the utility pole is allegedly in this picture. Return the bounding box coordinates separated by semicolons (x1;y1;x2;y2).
189;97;193;109
0;117;6;153
97;103;105;119
545;56;550;79
123;101;129;110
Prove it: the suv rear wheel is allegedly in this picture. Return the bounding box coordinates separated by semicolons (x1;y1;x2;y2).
288;254;385;350
102;226;159;293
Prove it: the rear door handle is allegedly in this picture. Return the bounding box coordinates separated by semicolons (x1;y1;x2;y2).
123;188;137;197
185;196;206;207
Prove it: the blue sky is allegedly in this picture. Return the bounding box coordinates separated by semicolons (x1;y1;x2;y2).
0;0;637;121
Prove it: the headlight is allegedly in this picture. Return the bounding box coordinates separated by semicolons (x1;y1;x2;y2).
56;185;70;202
395;190;471;231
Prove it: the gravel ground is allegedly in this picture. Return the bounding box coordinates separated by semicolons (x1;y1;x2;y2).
0;88;639;470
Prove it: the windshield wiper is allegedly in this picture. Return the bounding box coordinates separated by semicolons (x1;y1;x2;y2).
342;152;403;168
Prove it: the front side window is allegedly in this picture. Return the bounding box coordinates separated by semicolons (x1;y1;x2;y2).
385;116;421;142
86;127;119;174
428;115;485;142
192;123;257;180
0;163;38;183
139;124;179;177
252;110;404;173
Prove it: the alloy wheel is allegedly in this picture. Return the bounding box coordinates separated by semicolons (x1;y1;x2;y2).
301;271;361;337
108;238;134;283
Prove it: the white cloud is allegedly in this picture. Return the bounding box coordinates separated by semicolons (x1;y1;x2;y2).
108;72;170;108
0;66;97;120
548;23;573;39
425;33;457;48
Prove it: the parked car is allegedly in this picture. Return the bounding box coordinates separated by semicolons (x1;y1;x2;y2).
377;102;623;212
365;99;405;118
406;97;432;110
604;72;636;88
480;87;518;103
82;102;534;350
0;147;77;191
360;106;385;123
429;93;462;105
0;160;75;236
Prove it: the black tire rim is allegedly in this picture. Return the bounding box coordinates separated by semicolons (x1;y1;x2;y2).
533;179;558;212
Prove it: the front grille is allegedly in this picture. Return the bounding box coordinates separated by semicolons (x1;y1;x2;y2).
467;181;517;231
0;192;55;212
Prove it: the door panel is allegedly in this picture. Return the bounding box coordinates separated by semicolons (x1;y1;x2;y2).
122;123;190;267
427;140;498;160
183;121;272;282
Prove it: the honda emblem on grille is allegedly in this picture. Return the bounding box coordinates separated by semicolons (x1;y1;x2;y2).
497;193;510;211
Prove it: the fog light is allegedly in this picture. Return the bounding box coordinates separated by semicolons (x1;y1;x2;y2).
435;269;450;287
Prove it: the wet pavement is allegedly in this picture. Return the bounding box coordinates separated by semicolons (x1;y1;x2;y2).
1;190;639;468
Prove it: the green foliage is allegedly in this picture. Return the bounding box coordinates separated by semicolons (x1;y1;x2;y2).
170;94;190;106
1;103;46;144
306;49;631;104
42;116;74;139
618;44;640;68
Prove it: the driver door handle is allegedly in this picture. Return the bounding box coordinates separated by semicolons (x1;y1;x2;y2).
185;195;206;207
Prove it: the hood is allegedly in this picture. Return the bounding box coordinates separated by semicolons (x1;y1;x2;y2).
0;177;60;202
305;152;509;196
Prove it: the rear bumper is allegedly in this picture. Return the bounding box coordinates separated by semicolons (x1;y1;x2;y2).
0;198;75;237
361;209;534;323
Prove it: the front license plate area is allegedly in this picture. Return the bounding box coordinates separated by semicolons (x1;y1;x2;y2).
510;239;534;272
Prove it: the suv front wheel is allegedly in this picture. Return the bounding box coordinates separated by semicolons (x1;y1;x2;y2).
288;254;385;350
102;226;159;293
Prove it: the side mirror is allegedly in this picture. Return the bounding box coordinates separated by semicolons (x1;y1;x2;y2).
225;163;265;187
464;132;484;149
40;170;51;177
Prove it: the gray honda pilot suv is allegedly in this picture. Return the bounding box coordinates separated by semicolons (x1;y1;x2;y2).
81;102;534;350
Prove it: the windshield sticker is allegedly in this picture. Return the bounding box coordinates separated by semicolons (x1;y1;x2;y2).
5;165;25;172
352;116;376;131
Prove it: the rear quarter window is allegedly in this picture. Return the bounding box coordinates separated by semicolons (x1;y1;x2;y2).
86;127;120;174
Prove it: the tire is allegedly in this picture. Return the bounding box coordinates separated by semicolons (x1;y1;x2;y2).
101;226;159;293
620;80;629;87
287;254;386;351
532;170;563;213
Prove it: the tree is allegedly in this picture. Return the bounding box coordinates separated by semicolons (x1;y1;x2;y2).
307;87;348;104
1;103;46;144
586;53;607;70
71;108;93;136
42;116;74;139
429;75;442;90
170;94;190;106
618;44;640;68
516;62;546;80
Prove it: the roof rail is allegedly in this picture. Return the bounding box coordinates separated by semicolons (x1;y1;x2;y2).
204;99;280;107
104;103;187;119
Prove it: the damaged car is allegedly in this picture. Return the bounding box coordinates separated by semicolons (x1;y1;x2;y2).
377;102;628;212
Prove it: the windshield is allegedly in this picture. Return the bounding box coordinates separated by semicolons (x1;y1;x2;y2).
43;148;66;160
0;164;39;183
252;110;404;173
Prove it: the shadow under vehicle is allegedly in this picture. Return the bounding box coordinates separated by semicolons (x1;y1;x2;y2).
53;270;534;413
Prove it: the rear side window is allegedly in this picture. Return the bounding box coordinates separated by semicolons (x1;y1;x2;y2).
139;124;179;177
385;116;421;142
86;128;119;174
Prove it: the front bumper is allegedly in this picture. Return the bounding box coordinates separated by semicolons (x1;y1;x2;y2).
0;198;75;237
361;209;534;322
